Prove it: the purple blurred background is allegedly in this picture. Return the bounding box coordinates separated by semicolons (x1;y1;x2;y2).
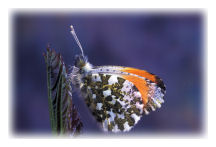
12;11;204;135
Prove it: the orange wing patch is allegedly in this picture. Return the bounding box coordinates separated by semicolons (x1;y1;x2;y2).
121;75;149;105
121;67;157;83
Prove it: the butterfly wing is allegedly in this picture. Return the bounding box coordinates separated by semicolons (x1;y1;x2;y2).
119;67;166;113
80;66;165;132
92;66;166;113
81;73;144;132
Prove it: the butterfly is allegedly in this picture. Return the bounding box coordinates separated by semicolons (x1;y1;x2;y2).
69;25;166;132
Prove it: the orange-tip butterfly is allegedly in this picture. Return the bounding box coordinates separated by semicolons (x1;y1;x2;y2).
69;25;166;132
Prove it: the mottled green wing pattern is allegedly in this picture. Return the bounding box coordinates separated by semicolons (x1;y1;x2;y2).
80;73;144;132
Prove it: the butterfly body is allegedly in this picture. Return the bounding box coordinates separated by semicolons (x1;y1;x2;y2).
70;55;166;132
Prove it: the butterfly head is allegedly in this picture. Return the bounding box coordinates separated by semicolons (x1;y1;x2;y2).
71;54;92;88
74;54;86;68
74;54;93;72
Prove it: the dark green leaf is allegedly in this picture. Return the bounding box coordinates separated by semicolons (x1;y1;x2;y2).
43;46;83;136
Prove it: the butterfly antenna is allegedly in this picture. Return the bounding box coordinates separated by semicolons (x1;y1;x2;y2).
70;25;85;57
